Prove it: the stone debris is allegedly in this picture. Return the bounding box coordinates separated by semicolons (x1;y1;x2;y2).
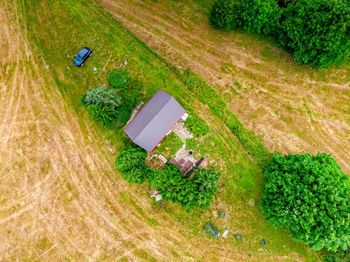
172;121;193;142
149;154;167;164
158;154;167;163
222;230;229;238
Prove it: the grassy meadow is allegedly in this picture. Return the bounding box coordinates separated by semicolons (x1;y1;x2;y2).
0;0;333;260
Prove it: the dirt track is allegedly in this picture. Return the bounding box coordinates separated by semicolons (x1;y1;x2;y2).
101;0;350;173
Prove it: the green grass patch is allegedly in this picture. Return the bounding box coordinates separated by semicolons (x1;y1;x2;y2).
153;132;183;158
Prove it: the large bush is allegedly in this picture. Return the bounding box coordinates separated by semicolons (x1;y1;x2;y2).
210;0;241;30
116;146;220;212
210;0;281;34
209;0;350;68
115;146;148;184
81;86;130;127
261;153;350;252
184;116;209;137
82;86;121;109
279;0;350;69
239;0;281;35
147;165;220;212
108;69;131;89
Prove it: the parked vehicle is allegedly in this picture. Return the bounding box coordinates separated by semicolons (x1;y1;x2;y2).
73;47;92;67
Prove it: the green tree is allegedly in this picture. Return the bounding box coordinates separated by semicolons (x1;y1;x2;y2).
108;69;131;89
261;153;350;252
82;86;121;109
239;0;281;35
147;164;220;212
82;86;130;127
87;104;118;127
279;0;350;69
193;168;220;210
209;0;242;30
210;0;281;35
115;146;148;184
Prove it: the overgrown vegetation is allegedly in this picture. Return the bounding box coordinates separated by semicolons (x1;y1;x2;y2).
81;86;130;127
184;115;209;137
108;69;131;90
261;153;350;252
115;146;149;184
279;0;350;69
210;0;350;68
108;69;142;110
180;68;272;167
115;146;220;212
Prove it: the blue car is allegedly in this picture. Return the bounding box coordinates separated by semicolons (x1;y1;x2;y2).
73;47;92;67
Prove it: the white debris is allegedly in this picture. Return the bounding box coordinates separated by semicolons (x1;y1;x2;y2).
93;67;97;72
222;230;229;238
155;194;162;201
108;146;114;153
66;66;70;70
172;121;193;142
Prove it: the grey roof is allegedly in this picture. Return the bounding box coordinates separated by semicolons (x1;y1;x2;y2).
124;89;185;152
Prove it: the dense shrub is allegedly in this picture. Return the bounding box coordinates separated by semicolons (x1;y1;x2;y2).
279;0;350;69
261;153;350;252
115;146;148;184
147;165;220;212
193;168;220;210
210;0;281;34
209;0;350;68
209;0;241;30
82;85;121;109
116;146;220;212
239;0;281;35
87;104;119;128
123;79;142;110
184;116;209;137
108;69;131;89
81;86;130;127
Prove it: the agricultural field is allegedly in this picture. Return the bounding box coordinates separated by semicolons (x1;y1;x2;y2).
0;0;348;261
102;0;350;173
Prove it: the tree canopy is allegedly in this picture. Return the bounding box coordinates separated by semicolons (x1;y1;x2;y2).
115;146;148;184
147;165;220;212
261;153;350;252
279;0;350;69
81;86;130;127
209;0;350;68
115;146;220;212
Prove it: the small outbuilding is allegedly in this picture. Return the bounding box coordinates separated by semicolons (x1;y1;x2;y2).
124;89;186;152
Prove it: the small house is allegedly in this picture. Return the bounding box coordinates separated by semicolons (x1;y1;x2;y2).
124;89;186;152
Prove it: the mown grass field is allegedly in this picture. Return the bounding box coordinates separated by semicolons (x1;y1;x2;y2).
102;0;350;174
0;0;332;260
